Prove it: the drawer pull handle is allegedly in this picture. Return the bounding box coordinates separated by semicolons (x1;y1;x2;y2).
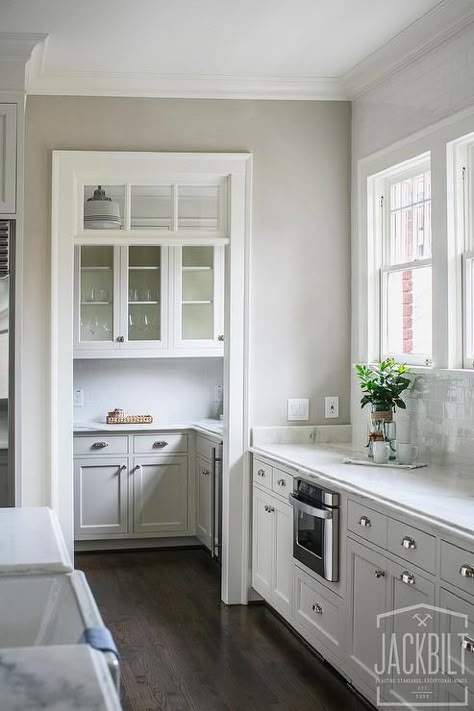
257;469;266;477
92;441;109;449
359;515;371;528
460;564;474;579
153;441;168;448
277;478;286;487
312;603;323;614
402;536;416;550
202;469;210;476
401;571;415;586
461;636;474;653
374;570;385;579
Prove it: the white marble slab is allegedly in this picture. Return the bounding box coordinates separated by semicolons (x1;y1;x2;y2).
0;507;72;575
74;419;223;437
0;645;121;710
250;443;474;540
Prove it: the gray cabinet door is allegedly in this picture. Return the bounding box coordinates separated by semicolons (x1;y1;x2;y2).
196;455;212;550
271;496;293;617
347;538;388;693
132;455;188;534
74;458;128;538
252;486;273;599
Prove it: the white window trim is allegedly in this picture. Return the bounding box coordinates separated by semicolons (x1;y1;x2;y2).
368;152;432;367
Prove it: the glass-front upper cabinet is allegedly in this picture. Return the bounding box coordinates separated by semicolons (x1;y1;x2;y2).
74;246;118;351
122;246;167;350
173;246;224;349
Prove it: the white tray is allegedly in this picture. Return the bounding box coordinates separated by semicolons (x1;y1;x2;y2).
342;457;427;470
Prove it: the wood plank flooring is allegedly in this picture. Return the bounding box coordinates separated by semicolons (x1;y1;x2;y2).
77;549;369;711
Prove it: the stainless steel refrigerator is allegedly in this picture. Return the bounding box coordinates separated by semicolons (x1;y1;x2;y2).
0;221;13;506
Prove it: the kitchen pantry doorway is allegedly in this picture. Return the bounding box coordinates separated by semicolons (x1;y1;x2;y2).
51;151;252;604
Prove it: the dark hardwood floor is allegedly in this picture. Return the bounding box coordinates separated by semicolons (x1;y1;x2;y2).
77;549;369;711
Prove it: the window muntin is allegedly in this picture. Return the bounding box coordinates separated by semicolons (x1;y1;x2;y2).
379;161;432;365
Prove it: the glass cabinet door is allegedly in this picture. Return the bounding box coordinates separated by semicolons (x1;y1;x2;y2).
77;246;116;347
125;246;165;347
175;246;224;348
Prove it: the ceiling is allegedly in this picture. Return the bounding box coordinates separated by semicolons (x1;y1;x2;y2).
0;0;469;99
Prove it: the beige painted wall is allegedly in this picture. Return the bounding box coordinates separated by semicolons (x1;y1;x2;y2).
23;95;351;505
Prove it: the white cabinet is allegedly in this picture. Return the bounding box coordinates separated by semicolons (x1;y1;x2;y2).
252;485;293;619
0;104;16;214
74;244;224;358
196;456;212;550
132;455;188;534
74;457;128;538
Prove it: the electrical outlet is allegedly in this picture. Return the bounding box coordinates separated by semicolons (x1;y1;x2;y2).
73;389;84;408
214;385;223;402
325;396;339;419
288;398;309;421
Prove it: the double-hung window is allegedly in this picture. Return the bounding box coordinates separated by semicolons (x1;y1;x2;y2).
377;158;432;365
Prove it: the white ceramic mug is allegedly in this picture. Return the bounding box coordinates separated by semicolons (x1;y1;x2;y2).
372;441;390;464
397;443;419;465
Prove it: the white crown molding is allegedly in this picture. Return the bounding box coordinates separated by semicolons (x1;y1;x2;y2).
0;32;48;92
344;0;474;99
26;70;347;101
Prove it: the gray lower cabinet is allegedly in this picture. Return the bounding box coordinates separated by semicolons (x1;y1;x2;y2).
252;484;293;619
196;455;212;549
132;455;188;534
74;458;129;538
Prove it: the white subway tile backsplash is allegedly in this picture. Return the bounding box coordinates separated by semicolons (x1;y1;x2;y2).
352;369;474;465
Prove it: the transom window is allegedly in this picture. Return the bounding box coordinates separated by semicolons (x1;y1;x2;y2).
378;158;432;365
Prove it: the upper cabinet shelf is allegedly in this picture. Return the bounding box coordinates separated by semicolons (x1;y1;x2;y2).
79;181;228;242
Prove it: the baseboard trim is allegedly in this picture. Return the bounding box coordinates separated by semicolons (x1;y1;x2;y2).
74;536;203;553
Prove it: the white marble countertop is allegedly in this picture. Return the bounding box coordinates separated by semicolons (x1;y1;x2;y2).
0;507;72;575
0;645;121;710
74;418;223;438
250;443;474;540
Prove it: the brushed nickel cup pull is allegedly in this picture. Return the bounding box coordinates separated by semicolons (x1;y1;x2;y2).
153;441;168;449
359;515;371;528
92;441;109;449
402;536;416;550
461;636;474;653
401;571;415;586
257;469;265;477
460;564;474;579
312;603;323;614
277;478;286;487
374;570;385;578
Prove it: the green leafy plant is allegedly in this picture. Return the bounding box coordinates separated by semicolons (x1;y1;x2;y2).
355;358;411;412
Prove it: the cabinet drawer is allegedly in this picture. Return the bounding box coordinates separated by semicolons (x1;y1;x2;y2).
272;467;293;498
294;563;343;657
74;435;128;456
196;434;220;462
348;499;387;547
133;433;188;454
441;540;474;599
253;459;272;490
387;518;436;573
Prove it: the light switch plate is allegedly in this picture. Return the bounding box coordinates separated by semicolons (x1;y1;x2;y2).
288;398;309;421
325;396;339;419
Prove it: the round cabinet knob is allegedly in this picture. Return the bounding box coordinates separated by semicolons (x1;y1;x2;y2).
402;536;416;550
374;570;385;579
119;465;127;472
277;479;286;487
92;441;109;449
401;571;415;586
133;465;141;472
312;604;323;614
359;515;371;528
257;469;265;477
202;469;210;476
117;336;125;343
460;564;474;579
217;335;224;342
461;636;474;654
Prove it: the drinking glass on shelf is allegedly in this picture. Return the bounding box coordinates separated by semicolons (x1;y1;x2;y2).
143;288;153;302
98;288;109;303
84;287;96;302
129;288;139;302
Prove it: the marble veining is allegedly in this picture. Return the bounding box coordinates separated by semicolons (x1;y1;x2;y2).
250;442;474;540
0;645;120;710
